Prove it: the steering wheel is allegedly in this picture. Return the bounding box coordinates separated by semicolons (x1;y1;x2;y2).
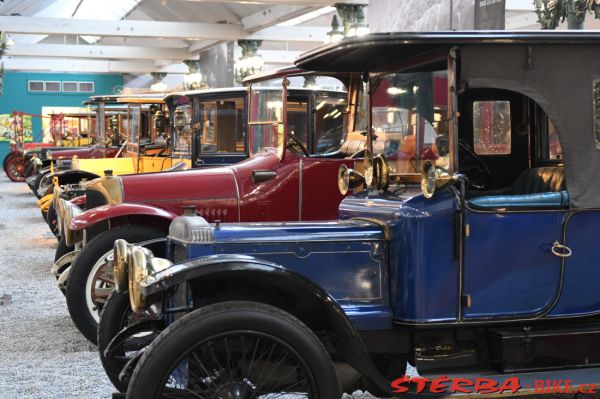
287;134;310;157
436;135;492;189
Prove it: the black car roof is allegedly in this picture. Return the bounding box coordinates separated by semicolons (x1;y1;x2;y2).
296;31;600;72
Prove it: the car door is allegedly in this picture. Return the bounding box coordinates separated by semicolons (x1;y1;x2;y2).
460;95;566;320
547;210;600;317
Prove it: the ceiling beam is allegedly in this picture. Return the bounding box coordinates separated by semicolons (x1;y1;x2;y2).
248;25;328;41
1;16;328;42
178;0;366;4
241;5;316;32
6;43;191;60
0;16;245;40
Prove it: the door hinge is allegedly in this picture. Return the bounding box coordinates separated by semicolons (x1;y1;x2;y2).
464;223;470;238
462;293;472;308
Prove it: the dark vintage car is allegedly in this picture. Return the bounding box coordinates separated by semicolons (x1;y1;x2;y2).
57;79;360;344
103;31;600;398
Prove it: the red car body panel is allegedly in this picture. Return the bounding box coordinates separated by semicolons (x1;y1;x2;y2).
71;148;356;231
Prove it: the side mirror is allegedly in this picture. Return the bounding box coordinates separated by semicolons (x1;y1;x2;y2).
421;160;458;199
338;164;365;195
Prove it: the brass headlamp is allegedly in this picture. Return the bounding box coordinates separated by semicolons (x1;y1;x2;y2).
420;160;458;198
127;245;173;313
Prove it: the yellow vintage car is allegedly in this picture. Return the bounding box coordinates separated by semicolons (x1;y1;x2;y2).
38;94;192;221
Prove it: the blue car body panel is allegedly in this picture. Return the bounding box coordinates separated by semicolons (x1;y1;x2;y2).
169;220;392;330
463;208;566;319
163;184;600;328
339;188;460;323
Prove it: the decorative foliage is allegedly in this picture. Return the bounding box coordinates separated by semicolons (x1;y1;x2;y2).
534;0;600;29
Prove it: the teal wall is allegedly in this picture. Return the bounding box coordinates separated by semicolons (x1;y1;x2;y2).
0;71;123;159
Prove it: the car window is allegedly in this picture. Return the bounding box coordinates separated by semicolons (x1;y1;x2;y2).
199;98;245;154
286;97;309;150
473;100;511;155
314;92;348;154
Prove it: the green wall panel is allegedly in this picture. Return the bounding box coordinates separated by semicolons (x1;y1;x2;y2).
0;71;123;160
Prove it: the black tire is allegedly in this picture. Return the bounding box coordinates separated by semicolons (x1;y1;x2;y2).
98;291;162;393
2;151;17;173
55;237;73;263
97;292;132;392
127;301;341;399
66;225;164;344
5;154;28;182
32;169;51;199
47;201;60;239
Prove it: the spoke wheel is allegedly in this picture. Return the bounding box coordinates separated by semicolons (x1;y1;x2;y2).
127;301;341;399
86;249;114;323
5;155;27;182
65;225;164;344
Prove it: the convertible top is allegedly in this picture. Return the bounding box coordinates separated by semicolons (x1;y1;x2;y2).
296;31;600;208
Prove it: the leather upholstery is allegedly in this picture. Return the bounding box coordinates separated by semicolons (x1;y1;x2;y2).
469;191;569;209
468;167;567;209
508;167;565;195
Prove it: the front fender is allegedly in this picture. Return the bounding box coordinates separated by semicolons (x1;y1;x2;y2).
70;203;177;231
143;255;393;395
51;169;100;185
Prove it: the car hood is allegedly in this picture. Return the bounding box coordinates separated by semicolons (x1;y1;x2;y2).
121;166;238;204
50;147;94;159
120;149;280;204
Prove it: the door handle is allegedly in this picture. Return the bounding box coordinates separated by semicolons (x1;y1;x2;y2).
252;170;277;183
551;241;572;258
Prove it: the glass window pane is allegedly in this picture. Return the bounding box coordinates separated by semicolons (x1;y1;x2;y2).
62;82;78;92
547;118;562;160
371;71;449;174
79;82;95;92
286;97;309;149
473;100;511;155
315;92;348;153
45;81;61;92
199;98;246;154
28;81;44;92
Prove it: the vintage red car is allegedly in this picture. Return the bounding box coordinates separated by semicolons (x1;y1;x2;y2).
57;71;366;343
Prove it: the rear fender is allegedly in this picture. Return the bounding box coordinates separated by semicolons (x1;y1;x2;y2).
143;255;393;395
70;203;176;233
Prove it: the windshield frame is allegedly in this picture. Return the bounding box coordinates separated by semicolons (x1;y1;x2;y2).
247;79;288;159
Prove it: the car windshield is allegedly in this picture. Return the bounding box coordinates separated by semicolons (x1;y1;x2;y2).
248;86;285;158
249;76;349;157
370;70;449;175
314;91;348;153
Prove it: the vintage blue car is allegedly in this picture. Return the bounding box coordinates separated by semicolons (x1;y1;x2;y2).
100;32;600;398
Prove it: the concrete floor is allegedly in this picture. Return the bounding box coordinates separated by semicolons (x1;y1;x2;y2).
0;174;114;398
